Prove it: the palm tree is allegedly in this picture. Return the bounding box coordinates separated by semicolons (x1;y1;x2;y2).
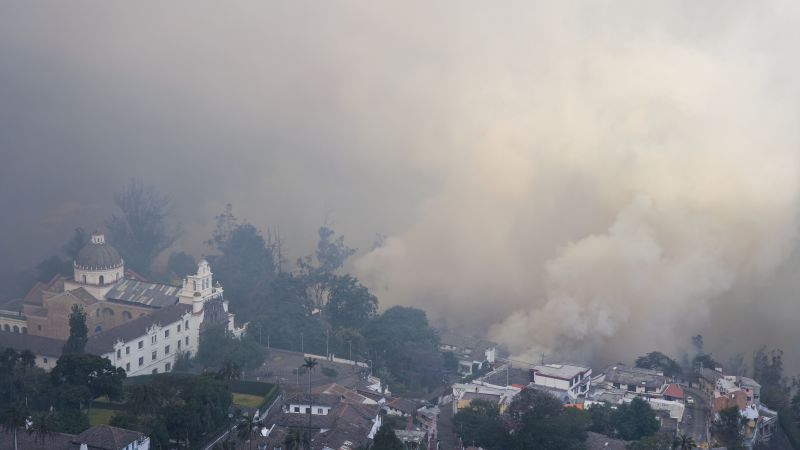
285;428;311;450
302;358;318;394
27;412;54;444
217;359;242;387
0;403;29;450
235;411;262;450
674;433;697;450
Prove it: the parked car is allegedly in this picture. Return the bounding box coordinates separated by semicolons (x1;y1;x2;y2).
686;396;694;405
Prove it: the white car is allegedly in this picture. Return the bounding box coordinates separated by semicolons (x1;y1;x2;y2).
686;396;694;405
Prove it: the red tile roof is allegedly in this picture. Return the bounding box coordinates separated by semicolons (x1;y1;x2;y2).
663;383;684;399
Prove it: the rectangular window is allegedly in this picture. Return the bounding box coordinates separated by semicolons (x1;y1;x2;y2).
165;345;170;355
165;329;170;338
177;324;181;332
152;351;157;361
185;320;189;330
126;363;130;372
126;346;130;355
317;408;323;414
294;407;300;413
116;349;121;358
165;362;171;372
138;357;144;367
138;340;143;349
185;336;189;345
177;340;182;350
151;335;157;344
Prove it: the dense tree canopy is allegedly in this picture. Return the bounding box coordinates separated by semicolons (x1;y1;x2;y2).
50;353;126;407
325;275;378;330
505;389;591;450
372;423;404;450
63;304;88;355
453;400;507;449
635;351;681;377
196;325;265;370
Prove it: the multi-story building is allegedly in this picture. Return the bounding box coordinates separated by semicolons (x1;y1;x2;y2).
530;363;592;400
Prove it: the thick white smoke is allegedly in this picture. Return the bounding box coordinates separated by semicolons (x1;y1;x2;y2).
355;1;800;364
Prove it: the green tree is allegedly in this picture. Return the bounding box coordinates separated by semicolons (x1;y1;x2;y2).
635;352;682;377
713;406;743;449
27;412;56;444
325;275;378;330
372;423;404;450
442;351;459;373
50;353;126;409
0;403;28;450
297;226;355;308
63;304;88;354
627;433;676;450
613;397;660;441
284;428;311;450
588;403;615;436
197;325;265;370
673;432;697;450
217;359;242;387
363;306;443;396
302;357;318;394
453;400;507;449
106;179;182;276
505;389;590;450
166;251;197;279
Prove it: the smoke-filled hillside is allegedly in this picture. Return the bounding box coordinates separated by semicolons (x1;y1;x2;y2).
2;1;800;369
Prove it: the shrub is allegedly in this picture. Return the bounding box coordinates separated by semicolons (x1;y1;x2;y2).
321;367;338;378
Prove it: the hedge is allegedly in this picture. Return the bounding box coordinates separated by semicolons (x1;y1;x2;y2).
229;380;276;396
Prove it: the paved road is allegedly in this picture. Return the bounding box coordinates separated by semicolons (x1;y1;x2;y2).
681;386;711;445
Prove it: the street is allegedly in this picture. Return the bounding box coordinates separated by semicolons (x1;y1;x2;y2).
681;386;711;445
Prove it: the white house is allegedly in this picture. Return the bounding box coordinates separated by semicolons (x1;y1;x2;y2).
438;331;497;375
530;363;592;400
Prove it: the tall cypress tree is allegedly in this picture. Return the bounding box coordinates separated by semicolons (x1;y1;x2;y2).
63;304;88;354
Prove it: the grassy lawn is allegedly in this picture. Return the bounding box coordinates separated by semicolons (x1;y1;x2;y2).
232;393;264;408
88;408;116;426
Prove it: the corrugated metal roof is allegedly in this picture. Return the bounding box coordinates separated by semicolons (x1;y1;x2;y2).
105;278;179;308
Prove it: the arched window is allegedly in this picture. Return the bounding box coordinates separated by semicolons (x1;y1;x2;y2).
95;325;103;334
122;311;132;321
99;275;105;285
102;308;114;318
3;324;9;332
21;327;27;334
12;326;19;333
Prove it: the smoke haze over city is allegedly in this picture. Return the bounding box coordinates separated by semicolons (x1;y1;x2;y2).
2;1;800;370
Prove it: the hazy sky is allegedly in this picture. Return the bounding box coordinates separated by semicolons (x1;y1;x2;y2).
2;1;800;369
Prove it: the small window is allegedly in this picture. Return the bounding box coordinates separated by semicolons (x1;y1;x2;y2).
82;275;87;284
177;340;182;350
165;362;171;372
185;336;189;345
138;340;144;349
126;346;130;355
177;324;181;332
152;368;158;374
151;335;157;344
21;327;27;334
12;326;19;333
117;349;121;358
165;329;170;338
43;358;48;364
126;363;130;372
185;320;189;329
165;345;170;355
138;357;144;367
99;275;105;285
317;408;323;414
152;351;157;361
3;325;9;332
37;324;42;331
294;407;300;413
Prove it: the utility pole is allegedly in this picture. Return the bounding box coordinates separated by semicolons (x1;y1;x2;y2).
349;340;352;363
326;329;329;359
267;335;270;350
301;333;304;354
506;364;509;387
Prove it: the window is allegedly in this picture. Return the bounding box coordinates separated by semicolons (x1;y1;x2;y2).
177;340;182;350
152;368;158;374
116;349;121;359
138;357;144;367
165;362;171;372
152;351;157;361
126;363;130;372
37;325;42;331
21;327;26;334
177;324;181;332
2;325;8;332
193;280;197;291
43;358;48;364
12;326;18;333
185;336;189;345
99;275;105;285
122;311;132;320
317;408;323;414
165;345;170;355
126;346;130;355
165;329;170;338
138;340;143;349
151;335;157;344
294;407;300;413
185;320;189;330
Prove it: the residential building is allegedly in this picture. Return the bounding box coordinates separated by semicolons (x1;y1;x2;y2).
601;365;667;398
452;382;520;414
383;397;418;417
530;363;592;400
438;330;497;375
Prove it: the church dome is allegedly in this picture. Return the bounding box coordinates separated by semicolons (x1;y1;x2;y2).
74;233;123;270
